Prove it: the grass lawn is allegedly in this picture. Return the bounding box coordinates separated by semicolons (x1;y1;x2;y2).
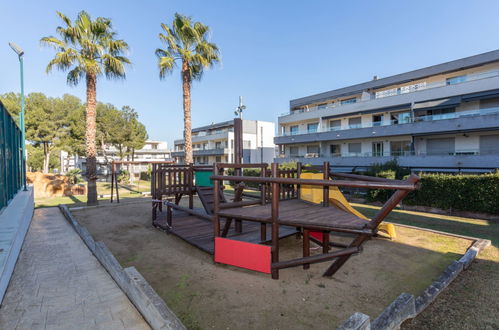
349;203;498;329
34;180;151;208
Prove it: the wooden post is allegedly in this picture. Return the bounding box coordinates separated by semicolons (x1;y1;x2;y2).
322;231;330;253
213;164;221;240
188;164;194;209
233;118;243;172
115;162;120;203
303;229;310;269
323;161;329;207
296;162;302;199
271;163;280;279
110;161;115;203
260;164;266;205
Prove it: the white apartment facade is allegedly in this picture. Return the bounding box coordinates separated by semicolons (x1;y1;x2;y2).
275;50;499;172
60;140;172;177
172;119;275;165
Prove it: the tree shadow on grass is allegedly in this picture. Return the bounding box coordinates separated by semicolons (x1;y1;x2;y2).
353;205;499;247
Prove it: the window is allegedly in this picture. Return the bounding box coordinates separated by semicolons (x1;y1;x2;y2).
348;143;362;156
215;141;222;149
307;123;319;133
372;114;383;126
230;139;233;149
330;144;341;157
151;144;158;150
215;156;222;162
243;140;251;148
317;103;327;110
446;75;466;85
391;111;412;125
348;117;362;129
290;125;299;135
289;146;299;157
306;145;320;154
329;119;341;131
341;97;357;105
372;142;384;157
390;141;412;156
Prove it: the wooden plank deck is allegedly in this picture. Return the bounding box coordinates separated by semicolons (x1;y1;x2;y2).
154;208;298;254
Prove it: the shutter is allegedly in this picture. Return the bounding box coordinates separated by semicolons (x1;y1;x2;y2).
427;138;455;155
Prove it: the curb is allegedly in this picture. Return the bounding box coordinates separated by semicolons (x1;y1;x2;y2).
337;229;491;330
59;204;185;330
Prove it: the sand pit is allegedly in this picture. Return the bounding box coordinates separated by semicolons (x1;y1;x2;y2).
71;199;473;329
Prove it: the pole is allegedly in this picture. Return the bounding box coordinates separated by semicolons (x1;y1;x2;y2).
19;56;27;191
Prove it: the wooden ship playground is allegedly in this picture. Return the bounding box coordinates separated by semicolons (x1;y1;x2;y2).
63;118;492;329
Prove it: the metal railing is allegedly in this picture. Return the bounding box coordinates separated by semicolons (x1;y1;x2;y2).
280;69;499;116
0;102;25;210
279;106;499;137
280;148;499;159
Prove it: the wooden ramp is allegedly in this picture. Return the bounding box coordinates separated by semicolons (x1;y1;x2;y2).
154;209;298;254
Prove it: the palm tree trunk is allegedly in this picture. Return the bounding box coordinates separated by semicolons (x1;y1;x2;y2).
85;73;98;205
42;142;50;173
181;60;193;164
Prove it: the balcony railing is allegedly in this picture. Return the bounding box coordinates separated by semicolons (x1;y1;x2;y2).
279;106;499;137
280;148;499;159
280;69;499;116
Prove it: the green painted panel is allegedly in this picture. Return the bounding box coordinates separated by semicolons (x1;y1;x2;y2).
195;170;213;187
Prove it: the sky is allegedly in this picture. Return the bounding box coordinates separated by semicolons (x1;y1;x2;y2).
1;0;499;147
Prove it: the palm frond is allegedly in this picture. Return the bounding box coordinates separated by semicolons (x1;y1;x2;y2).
42;11;131;85
156;13;220;81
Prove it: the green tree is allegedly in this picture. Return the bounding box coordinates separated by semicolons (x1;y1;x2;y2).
27;144;61;172
24;93;69;173
0;92;21;122
41;11;131;205
155;13;220;164
121;106;148;183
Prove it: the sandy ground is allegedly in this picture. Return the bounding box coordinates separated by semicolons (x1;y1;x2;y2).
71;199;473;329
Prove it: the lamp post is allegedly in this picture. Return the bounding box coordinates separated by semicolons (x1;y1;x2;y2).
9;42;27;191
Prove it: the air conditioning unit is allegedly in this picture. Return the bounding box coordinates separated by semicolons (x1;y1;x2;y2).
304;153;319;158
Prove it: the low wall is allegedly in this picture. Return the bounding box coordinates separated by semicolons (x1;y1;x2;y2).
0;187;34;304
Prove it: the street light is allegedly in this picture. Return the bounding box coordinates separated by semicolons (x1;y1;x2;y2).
234;96;246;119
9;42;27;191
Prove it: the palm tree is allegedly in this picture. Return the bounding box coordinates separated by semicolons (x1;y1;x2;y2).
156;13;220;164
41;11;131;205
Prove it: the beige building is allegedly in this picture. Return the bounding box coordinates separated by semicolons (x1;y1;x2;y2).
275;50;499;172
173;119;275;165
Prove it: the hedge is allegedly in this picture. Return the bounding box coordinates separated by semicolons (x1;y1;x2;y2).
404;172;499;214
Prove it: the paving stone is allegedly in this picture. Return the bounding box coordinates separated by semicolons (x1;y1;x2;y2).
0;208;150;329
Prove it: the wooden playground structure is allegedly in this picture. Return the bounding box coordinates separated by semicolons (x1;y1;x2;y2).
151;161;420;279
109;160;175;203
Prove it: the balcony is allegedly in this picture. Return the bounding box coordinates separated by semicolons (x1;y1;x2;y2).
276;149;499;171
278;71;499;124
172;148;228;157
275;108;499;144
174;129;233;145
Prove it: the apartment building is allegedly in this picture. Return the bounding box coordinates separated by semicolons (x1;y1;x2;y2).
275;50;499;172
60;140;172;177
172;119;275;165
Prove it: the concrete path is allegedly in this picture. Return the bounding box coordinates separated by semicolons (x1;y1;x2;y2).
0;207;150;330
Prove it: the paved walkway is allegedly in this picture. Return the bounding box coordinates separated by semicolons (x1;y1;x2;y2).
0;208;150;330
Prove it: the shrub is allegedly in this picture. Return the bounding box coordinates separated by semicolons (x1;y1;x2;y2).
140;165;152;181
366;169;397;202
226;168;262;188
117;170;130;184
404;172;499;214
66;168;82;184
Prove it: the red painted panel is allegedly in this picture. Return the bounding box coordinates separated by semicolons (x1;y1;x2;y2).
214;237;271;274
310;231;323;241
